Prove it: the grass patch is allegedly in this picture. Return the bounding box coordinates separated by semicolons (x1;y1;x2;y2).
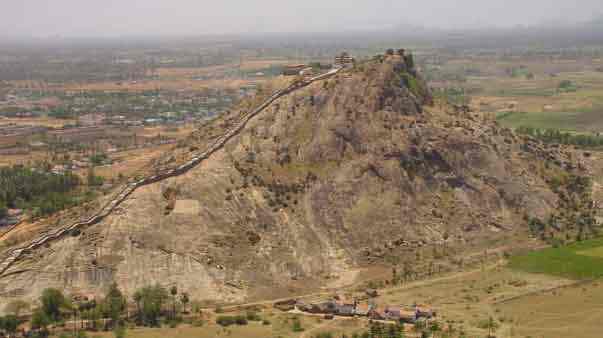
495;87;557;97
496;111;582;130
272;161;338;181
509;237;603;279
577;246;603;258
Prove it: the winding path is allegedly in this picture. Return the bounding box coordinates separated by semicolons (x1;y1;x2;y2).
0;68;342;278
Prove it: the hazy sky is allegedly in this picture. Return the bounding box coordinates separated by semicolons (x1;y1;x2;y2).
2;0;602;37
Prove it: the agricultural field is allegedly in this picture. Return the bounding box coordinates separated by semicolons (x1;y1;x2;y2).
488;238;603;337
0;150;52;167
361;237;603;338
0;116;76;128
55;59;293;93
432;55;603;133
63;312;368;338
489;69;603;131
497;281;603;338
59;78;263;92
373;263;573;338
508;237;603;280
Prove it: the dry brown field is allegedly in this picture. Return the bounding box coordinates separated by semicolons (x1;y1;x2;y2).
59;78;265;92
85;143;176;180
498;281;603;338
0;116;76;128
65;313;373;338
0;150;50;167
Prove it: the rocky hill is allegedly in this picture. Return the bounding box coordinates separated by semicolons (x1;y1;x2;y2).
0;52;594;307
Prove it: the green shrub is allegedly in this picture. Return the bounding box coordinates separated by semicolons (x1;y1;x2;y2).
400;73;420;96
313;333;334;338
113;325;126;338
235;315;248;325
216;316;235;327
558;80;577;92
216;315;248;327
246;311;262;321
292;318;304;332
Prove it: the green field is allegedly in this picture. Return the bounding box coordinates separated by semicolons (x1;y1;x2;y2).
509;237;603;279
578;245;603;258
496;111;584;130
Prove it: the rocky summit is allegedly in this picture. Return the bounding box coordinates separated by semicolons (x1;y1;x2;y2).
0;53;593;306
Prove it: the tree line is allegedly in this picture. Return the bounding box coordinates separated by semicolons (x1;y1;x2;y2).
0;165;81;218
1;283;192;338
311;320;467;338
516;126;603;148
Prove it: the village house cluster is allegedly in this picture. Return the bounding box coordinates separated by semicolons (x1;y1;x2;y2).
292;291;435;324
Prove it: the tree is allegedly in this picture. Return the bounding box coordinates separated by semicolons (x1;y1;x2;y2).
404;53;415;70
104;282;125;326
291;317;304;332
391;267;399;285
429;321;441;338
136;285;168;327
60;299;78;338
113;324;126;338
87;305;103;331
31;308;51;331
0;201;7;219
170;286;178;319
402;260;414;283
485;316;498;337
312;333;333;338
89;153;108;166
3;315;20;337
179;292;189;314
41;288;66;322
133;290;143;323
78;301;95;333
87;167;104;187
559;79;573;89
4;300;29;316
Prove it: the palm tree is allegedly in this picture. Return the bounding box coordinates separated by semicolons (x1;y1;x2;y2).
133;291;143;323
180;292;190;314
170;286;178;319
486;316;497;337
430;321;441;338
402;261;413;283
70;300;79;337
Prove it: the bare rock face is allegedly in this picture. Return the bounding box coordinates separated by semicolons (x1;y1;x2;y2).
0;55;592;307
